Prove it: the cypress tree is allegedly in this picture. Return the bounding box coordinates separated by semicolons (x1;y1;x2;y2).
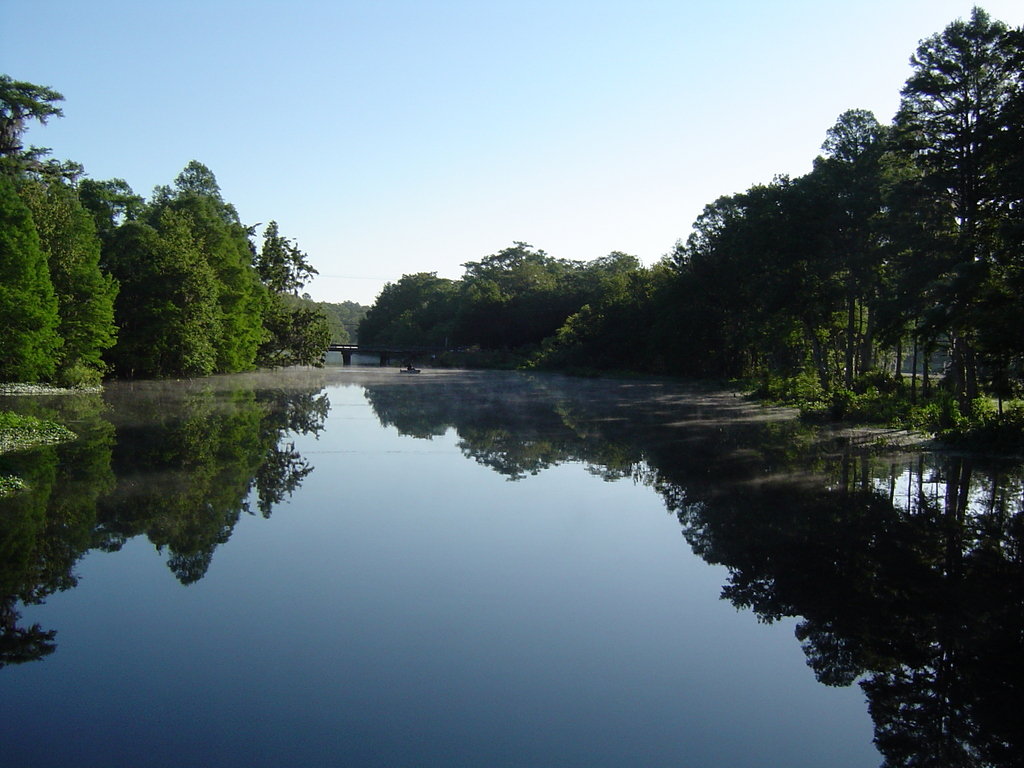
19;178;118;386
0;175;60;382
148;162;268;373
104;213;220;378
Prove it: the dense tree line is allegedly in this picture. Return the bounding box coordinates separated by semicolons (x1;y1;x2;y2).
0;77;328;382
358;242;641;351
656;7;1024;420
286;296;367;345
361;8;1024;428
3;6;1020;413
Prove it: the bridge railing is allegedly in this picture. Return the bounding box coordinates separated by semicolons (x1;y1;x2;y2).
326;344;444;354
324;343;445;366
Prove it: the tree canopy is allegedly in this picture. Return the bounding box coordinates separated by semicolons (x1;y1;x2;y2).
0;73;334;382
1;6;1022;409
0;74;63;162
0;175;60;381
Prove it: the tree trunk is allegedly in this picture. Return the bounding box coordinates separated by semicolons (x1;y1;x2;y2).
844;283;856;388
922;341;931;395
965;342;978;404
859;304;875;375
911;334;919;403
807;324;830;392
948;334;978;415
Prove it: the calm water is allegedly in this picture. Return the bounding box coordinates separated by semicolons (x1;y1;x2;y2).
1;368;1021;767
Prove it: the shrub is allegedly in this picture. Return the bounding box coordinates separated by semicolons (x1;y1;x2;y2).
54;362;104;389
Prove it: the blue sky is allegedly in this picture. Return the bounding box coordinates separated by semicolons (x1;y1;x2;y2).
4;1;1022;305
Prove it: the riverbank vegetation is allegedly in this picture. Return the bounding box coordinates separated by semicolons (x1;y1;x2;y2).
0;78;332;385
356;8;1024;446
2;8;1022;448
0;411;76;496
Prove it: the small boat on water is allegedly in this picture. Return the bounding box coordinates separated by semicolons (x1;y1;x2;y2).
400;365;421;374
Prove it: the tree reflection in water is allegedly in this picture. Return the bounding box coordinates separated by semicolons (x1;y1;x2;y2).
0;371;329;666
672;453;1024;767
2;369;1021;765
362;372;1024;767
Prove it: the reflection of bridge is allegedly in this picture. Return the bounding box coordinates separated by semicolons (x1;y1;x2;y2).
325;344;443;366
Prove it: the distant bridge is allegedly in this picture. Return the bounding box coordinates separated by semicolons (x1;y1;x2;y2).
325;344;444;366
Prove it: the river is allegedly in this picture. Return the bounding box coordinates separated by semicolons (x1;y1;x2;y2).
1;367;1020;767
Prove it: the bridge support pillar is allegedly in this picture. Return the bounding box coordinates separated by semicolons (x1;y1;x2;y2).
341;351;352;366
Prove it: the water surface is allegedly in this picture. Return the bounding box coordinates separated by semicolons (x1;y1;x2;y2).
2;368;1020;767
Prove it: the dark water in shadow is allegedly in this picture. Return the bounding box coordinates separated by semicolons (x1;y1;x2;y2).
1;368;1020;767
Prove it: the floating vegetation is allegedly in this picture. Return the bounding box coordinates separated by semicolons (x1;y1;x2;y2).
0;383;103;396
0;474;28;496
0;411;78;455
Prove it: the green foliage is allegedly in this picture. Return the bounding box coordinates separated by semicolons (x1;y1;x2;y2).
254;222;329;365
532;262;668;373
889;8;1019;413
104;215;221;377
256;221;318;295
780;377;1024;448
752;370;826;408
0;175;60;382
77;177;144;243
17;176;118;385
171;160;222;199
99;162;286;378
519;7;1024;444
456;242;592;349
359;272;458;347
4;9;1023;400
0;475;26;496
2;75;346;381
309;299;366;344
256;294;331;367
0;410;76;454
274;295;365;345
147;162;268;373
0;74;63;167
359;246;654;358
934;397;1024;450
0;379;326;663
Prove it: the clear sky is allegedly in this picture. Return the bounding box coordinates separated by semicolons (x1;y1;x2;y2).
4;1;1022;305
